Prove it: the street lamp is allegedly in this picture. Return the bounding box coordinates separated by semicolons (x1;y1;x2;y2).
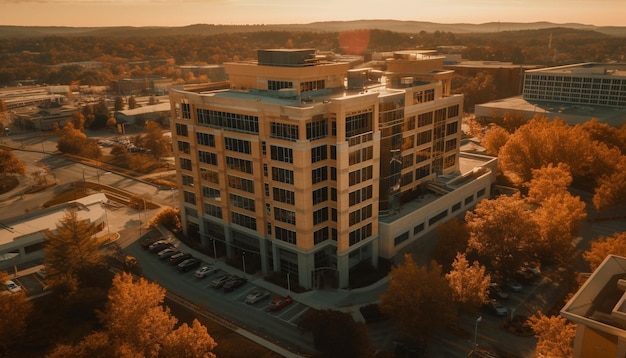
474;316;483;351
211;238;217;261
287;272;291;294
242;251;246;278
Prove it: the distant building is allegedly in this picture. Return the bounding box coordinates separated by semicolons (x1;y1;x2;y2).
114;102;171;127
113;76;173;96
169;49;495;289
0;193;109;271
562;255;626;358
475;62;626;127
178;65;228;82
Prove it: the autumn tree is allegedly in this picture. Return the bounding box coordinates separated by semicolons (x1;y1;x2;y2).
452;72;498;112
525;163;573;205
44;209;107;285
499;115;596;185
481;125;510;156
70;111;86;131
593;153;626;210
445;253;491;316
141;121;171;159
0;272;33;354
580;118;626;154
583;232;626;271
379;255;454;345
104;273;216;358
128;96;137;109
147;206;182;233
465;194;539;277
528;312;575;358
431;217;470;270
298;309;373;358
55;122;102;159
114;96;125;111
0;149;26;179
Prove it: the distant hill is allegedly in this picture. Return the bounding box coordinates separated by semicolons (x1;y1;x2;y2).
1;20;625;38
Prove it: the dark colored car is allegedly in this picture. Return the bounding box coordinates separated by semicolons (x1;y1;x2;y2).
177;258;202;272
223;276;247;292
158;248;179;260
210;274;232;288
169;252;192;265
148;241;172;253
140;233;163;249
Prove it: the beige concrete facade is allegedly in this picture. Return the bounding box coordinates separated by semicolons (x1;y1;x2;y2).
169;49;474;289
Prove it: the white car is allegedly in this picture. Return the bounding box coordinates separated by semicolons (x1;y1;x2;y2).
37;267;47;279
195;265;218;278
245;290;270;304
4;280;22;293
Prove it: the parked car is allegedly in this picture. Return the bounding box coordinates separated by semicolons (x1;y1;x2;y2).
268;295;293;311
195;265;219;278
148;240;170;253
505;278;523;292
211;274;232;288
4;280;22;293
157;248;179;260
140;234;162;249
223;276;247;292
178;258;202;272
245;290;270;304
484;299;508;316
489;283;509;300
169;252;192;265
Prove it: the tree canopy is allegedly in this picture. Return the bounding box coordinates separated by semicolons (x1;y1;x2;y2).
299;309;373;358
55;121;102;159
0;272;33;354
465;194;539;277
0;149;26;179
44;208;107;286
527;312;575;358
445;253;491;316
379;255;454;344
584;232;626;271
49;273;216;358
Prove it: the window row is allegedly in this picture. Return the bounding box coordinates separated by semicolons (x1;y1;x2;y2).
349;185;373;206
349;147;373;165
271;167;294;184
228;175;255;194
348;166;373;186
225;137;252;154
270;145;293;163
307;120;328;140
349;223;372;246
274;207;296;225
270;122;299;141
197;109;259;134
349;204;373;226
226;156;253;174
229;194;255;212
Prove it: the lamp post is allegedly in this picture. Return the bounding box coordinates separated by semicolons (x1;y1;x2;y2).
211;238;217;261
287;272;291;294
242;251;246;278
474;316;482;352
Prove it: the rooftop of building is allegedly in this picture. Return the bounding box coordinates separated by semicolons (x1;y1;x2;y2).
525;62;626;77
0;193;107;246
379;152;496;224
474;95;626;127
562;255;626;339
116;102;171;116
444;60;544;70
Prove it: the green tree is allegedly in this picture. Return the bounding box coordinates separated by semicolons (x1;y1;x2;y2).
527;312;575;358
445;253;491;316
0;272;33;354
44;209;106;284
584;232;626;271
379;255;454;345
298;309;373;358
465;195;539;277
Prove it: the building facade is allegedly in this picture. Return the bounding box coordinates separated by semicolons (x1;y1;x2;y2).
169;49;467;289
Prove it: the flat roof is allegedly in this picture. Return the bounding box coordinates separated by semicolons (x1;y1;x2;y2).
562;255;626;337
0;193;107;246
475;95;626;127
525;62;626;77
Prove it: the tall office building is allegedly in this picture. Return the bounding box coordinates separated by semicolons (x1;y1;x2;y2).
169;49;467;289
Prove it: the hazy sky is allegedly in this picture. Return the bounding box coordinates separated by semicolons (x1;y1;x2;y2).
0;0;622;27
